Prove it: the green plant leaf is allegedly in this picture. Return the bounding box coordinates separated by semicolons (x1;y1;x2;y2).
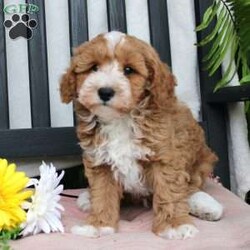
196;1;219;31
240;74;250;84
208;28;237;76
203;12;230;62
205;22;234;73
245;101;250;113
198;7;228;46
0;227;22;250
214;36;238;91
196;0;250;101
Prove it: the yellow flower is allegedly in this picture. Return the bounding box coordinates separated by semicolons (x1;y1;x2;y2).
0;158;33;231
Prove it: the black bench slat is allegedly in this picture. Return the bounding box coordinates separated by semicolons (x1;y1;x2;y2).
27;0;50;128
68;0;89;126
206;84;250;103
0;1;9;129
0;127;81;158
107;0;127;32
148;0;171;65
68;0;88;51
195;0;230;189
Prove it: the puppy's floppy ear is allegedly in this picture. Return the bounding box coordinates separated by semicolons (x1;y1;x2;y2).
146;50;176;107
60;42;92;103
60;63;77;104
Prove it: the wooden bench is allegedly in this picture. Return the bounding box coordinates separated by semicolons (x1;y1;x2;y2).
2;0;249;190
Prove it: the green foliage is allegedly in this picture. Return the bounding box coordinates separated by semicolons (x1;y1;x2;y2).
196;0;250;91
0;227;22;250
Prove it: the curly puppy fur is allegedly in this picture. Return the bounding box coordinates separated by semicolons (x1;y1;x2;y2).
60;31;218;238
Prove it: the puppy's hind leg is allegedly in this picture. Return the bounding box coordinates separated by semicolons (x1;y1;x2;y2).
188;191;223;221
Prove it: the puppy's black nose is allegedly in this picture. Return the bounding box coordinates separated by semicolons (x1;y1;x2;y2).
98;87;115;102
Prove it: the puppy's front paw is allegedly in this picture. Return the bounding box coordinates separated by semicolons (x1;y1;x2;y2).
71;225;99;238
188;191;223;221
71;225;115;238
99;226;116;236
77;189;91;212
158;224;199;240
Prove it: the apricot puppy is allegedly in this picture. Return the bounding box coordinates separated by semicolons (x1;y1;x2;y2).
60;31;223;239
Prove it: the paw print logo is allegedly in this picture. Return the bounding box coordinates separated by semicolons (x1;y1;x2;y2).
4;14;37;40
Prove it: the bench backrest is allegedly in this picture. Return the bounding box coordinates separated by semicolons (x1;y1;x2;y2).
0;0;230;188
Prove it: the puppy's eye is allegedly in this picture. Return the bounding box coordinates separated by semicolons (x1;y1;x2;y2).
124;66;134;76
91;64;99;72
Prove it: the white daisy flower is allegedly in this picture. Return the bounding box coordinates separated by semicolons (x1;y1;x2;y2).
21;162;65;236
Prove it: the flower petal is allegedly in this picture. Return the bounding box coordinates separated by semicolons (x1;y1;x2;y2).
39;218;51;234
20;162;65;236
0;159;31;230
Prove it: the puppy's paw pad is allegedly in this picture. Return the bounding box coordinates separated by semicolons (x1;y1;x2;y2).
99;227;115;236
188;192;223;221
177;224;199;239
77;189;91;212
159;224;198;240
71;225;99;238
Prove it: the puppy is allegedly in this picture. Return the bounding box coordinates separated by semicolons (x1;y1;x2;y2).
60;31;223;239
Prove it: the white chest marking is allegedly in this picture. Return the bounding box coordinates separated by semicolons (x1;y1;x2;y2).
91;116;151;195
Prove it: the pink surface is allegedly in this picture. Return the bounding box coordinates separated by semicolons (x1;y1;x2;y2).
11;181;250;250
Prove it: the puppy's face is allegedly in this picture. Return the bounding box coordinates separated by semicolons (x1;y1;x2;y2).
60;32;175;120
